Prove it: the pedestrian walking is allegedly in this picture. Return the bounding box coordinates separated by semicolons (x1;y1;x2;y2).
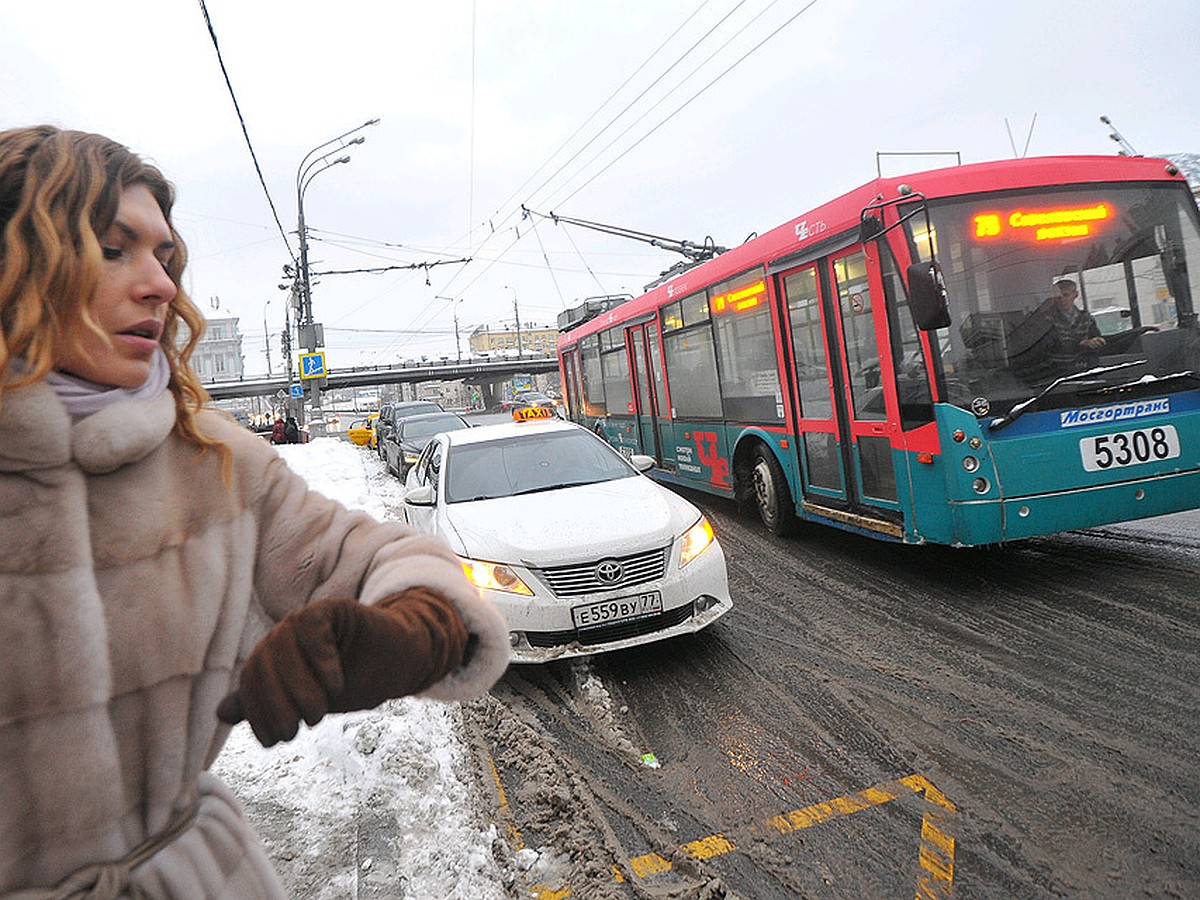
0;125;509;898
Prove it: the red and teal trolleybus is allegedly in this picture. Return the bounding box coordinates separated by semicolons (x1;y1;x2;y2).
555;155;1200;545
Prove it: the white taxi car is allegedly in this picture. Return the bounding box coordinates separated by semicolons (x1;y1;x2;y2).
401;410;732;662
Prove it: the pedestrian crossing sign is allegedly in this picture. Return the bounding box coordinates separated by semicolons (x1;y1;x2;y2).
299;352;327;380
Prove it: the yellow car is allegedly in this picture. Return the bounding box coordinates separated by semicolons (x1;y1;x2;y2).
347;413;377;447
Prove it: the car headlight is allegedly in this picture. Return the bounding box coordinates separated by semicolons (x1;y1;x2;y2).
460;557;534;595
679;515;715;568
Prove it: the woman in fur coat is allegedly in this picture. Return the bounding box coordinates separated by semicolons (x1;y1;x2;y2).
0;126;510;898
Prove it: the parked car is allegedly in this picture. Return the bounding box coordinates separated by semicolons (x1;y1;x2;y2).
374;400;445;459
401;416;732;662
382;411;470;479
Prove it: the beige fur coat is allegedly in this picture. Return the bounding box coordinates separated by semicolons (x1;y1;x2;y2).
0;380;509;897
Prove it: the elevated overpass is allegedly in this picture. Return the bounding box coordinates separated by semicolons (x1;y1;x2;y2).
204;355;559;402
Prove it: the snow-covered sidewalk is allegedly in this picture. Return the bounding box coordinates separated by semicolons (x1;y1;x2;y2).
210;439;508;898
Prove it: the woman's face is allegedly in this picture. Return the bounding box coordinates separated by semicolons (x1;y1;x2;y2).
54;183;177;388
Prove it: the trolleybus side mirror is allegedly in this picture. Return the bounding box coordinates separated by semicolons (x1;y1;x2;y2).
859;214;885;242
906;261;952;331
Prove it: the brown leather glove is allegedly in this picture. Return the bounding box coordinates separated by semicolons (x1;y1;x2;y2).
217;588;468;747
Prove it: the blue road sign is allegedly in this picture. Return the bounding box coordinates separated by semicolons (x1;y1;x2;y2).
290;383;304;398
299;352;327;380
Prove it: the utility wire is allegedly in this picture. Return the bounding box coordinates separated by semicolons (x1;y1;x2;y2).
443;1;817;300
195;0;295;261
483;0;716;231
430;2;724;302
554;0;822;209
520;0;748;215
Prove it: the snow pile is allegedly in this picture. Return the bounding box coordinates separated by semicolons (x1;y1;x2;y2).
211;438;507;898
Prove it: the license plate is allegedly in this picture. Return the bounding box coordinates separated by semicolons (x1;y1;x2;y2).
1079;425;1180;472
572;591;663;629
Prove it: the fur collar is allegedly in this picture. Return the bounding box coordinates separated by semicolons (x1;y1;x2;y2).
0;380;177;475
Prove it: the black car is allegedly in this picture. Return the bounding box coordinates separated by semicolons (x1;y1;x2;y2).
497;390;558;412
382;411;470;478
374;400;445;459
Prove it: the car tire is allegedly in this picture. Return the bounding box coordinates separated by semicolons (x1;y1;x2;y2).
751;446;796;536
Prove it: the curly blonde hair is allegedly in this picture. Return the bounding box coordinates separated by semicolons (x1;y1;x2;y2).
0;125;224;458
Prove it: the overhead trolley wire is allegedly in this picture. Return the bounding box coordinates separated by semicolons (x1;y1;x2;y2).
518;0;748;215
429;1;744;305
195;0;295;262
548;0;823;210
482;0;718;233
446;0;819;299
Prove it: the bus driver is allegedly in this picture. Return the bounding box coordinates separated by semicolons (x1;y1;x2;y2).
1009;275;1107;382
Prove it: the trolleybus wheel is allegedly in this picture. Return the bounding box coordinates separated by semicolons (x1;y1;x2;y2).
752;446;796;536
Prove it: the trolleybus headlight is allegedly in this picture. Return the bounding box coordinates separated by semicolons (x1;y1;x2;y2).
962;455;980;472
972;477;991;494
968;436;983;450
679;516;716;568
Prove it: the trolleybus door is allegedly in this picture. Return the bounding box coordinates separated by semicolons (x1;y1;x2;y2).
781;250;900;526
627;323;664;463
781;263;850;501
562;349;583;423
827;248;900;516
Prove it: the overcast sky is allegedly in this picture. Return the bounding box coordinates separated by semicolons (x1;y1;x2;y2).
4;0;1198;375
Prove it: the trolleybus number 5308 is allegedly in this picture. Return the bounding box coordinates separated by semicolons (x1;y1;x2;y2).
1080;425;1180;472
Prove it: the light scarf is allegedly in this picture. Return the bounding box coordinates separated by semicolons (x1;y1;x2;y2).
44;348;172;423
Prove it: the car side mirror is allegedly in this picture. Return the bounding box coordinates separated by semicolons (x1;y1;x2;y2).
403;485;435;506
630;454;656;473
906;261;952;330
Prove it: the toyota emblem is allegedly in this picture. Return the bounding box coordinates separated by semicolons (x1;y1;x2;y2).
595;560;624;584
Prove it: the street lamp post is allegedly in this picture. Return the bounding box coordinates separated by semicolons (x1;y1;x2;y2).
454;301;463;364
436;295;464;363
505;285;523;360
261;299;273;377
294;118;379;435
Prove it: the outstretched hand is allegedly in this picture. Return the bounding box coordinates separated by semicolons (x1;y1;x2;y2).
218;590;467;747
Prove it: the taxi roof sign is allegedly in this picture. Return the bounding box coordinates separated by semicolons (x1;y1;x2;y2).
512;406;556;422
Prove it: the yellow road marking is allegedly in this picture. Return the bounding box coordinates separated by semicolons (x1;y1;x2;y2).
486;749;525;852
624;774;955;896
488;737;955;897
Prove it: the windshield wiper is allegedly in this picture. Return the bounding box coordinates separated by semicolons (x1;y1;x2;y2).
508;483;581;497
987;360;1147;432
1086;369;1200;396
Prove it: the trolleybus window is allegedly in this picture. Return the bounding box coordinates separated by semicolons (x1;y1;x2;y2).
833;251;886;419
601;326;634;416
879;245;935;428
908;183;1200;419
710;268;784;422
579;334;606;416
783;266;834;420
662;292;722;418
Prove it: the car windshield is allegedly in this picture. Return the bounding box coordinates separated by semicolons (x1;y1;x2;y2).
907;181;1200;418
402;415;468;442
444;430;636;502
396;403;442;417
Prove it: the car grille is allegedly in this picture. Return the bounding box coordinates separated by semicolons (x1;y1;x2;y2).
533;545;670;598
526;602;696;648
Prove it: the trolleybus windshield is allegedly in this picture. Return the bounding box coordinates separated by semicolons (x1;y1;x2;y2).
907;182;1200;419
